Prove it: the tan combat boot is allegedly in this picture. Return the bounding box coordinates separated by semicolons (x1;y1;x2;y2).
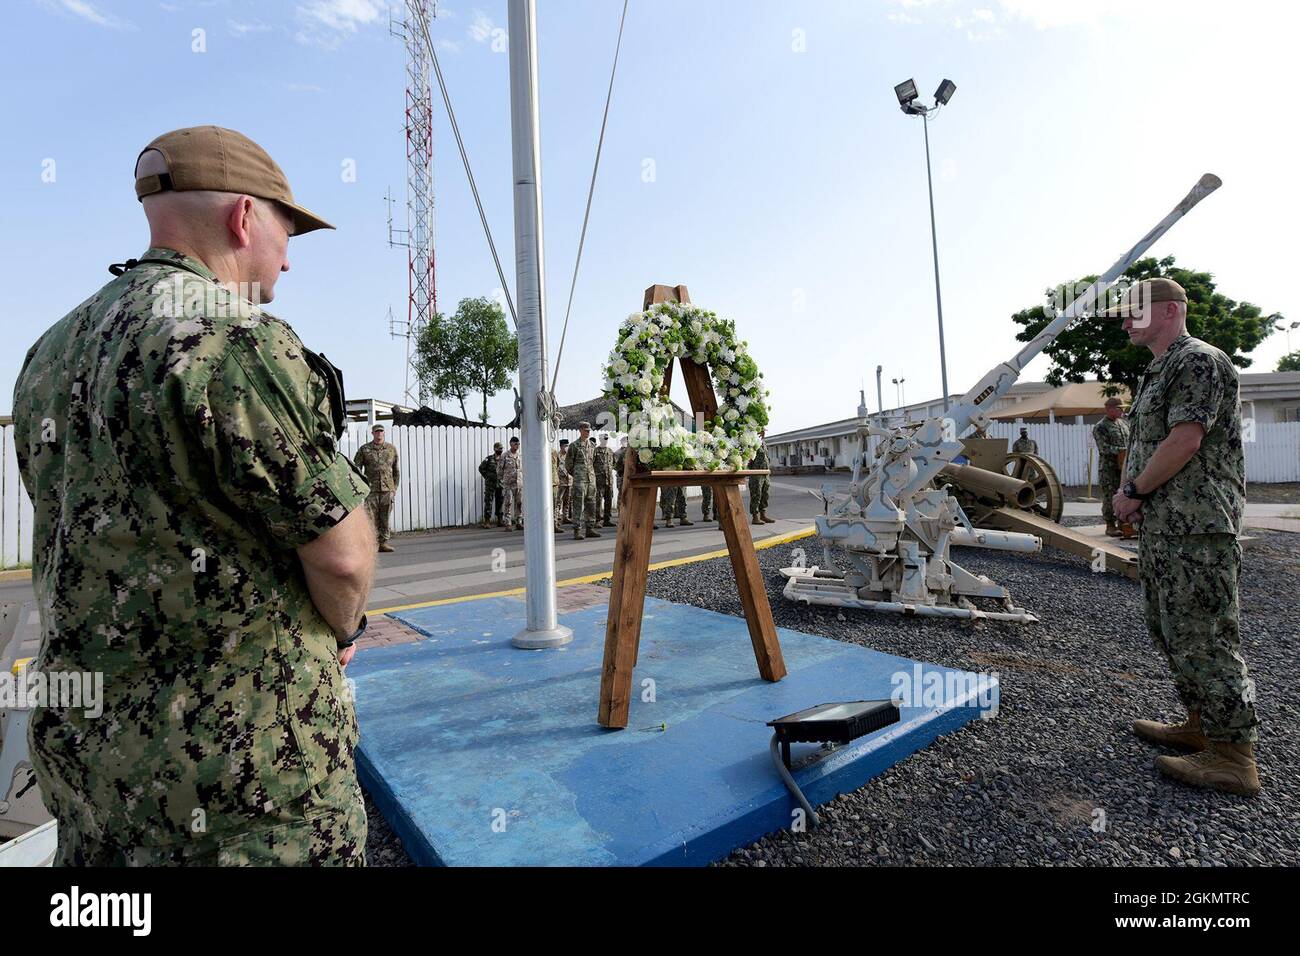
678;517;693;526
663;519;675;528
1133;711;1209;751
586;528;602;538
761;511;776;524
751;513;762;525
379;542;395;553
1155;742;1261;797
1105;519;1122;537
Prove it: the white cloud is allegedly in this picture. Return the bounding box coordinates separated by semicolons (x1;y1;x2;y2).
42;0;130;29
295;0;386;48
468;9;496;42
228;18;272;36
436;37;462;54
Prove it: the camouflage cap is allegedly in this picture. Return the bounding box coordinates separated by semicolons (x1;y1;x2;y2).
578;420;591;430
1100;277;1187;318
372;423;385;432
135;126;334;235
494;441;503;451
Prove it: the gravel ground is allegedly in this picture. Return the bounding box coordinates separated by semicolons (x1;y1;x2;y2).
363;521;1299;867
1063;482;1300;505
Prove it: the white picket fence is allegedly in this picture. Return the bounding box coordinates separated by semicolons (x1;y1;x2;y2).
2;419;1297;569
0;421;582;570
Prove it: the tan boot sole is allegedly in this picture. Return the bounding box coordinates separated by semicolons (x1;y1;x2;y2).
1155;754;1261;797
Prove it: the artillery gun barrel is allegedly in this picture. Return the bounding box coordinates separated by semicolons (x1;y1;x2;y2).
950;527;1042;553
940;463;1035;509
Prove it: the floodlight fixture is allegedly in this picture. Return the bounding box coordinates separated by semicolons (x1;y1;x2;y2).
894;78;918;108
935;78;957;105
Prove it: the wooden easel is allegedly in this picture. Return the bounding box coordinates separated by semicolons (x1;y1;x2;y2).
597;284;787;728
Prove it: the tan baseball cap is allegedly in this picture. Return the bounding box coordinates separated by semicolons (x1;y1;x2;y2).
135;126;334;235
1100;277;1187;318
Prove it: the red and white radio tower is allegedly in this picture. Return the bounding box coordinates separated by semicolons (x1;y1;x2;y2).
388;0;437;409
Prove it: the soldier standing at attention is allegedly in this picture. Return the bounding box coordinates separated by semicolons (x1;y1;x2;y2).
1012;427;1038;455
659;486;691;528
11;126;375;865
551;442;568;533
1108;278;1259;796
354;424;400;552
564;421;602;540
748;428;775;525
614;436;629;502
479;441;504;528
500;436;523;530
700;485;717;523
557;438;573;523
594;433;616;527
1092;397;1132;538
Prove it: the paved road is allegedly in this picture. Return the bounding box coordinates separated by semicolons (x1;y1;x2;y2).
0;476;832;612
5;474;1294;611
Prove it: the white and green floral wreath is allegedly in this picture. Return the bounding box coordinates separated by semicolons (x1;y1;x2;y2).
601;301;771;471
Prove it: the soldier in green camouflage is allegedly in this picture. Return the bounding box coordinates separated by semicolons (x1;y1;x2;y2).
658;486;690;528
479;442;504;528
749;430;774;524
11;127;375;865
564;422;602;540
594;434;616;527
551;444;568;533
613;436;629;503
558;439;573;523
700;486;717;522
1106;278;1259;796
1012;428;1038;455
1092;397;1132;537
354;424;400;551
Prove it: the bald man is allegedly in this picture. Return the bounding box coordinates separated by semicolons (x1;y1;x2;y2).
11;127;375;865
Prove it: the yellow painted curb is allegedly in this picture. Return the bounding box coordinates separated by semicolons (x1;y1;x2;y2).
372;525;817;615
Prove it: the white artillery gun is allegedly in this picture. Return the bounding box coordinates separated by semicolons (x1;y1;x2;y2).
783;174;1223;623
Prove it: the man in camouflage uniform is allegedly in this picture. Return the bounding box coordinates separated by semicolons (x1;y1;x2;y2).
658;486;690;529
479;441;504;528
354;424;400;552
700;486;718;523
1012;428;1038;455
1107;278;1259;796
11;126;374;865
500;436;523;531
564;422;602;540
1092;397;1132;537
594;434;616;527
613;436;629;503
557;439;573;523
551;442;568;533
748;429;775;525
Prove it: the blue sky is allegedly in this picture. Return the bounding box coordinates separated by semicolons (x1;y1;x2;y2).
3;0;1297;432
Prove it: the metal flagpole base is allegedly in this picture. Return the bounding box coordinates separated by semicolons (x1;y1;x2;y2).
511;624;574;649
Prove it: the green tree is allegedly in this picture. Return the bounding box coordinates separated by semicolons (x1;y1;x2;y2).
1009;256;1278;395
456;297;518;422
414;309;474;419
1279;351;1300;372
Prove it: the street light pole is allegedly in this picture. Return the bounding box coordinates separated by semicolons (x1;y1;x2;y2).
920;112;950;413
895;77;957;413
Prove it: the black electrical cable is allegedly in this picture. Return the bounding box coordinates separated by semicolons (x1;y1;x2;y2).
770;732;820;829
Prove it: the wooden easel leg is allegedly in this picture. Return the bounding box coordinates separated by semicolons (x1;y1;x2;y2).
717;483;787;682
598;485;658;728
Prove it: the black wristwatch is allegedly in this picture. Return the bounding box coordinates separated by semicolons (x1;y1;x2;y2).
337;614;368;649
1122;480;1149;501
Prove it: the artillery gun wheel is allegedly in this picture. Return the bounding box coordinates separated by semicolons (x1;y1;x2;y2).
1005;452;1064;522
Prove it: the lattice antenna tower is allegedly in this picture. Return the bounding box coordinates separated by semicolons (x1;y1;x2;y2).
387;0;438;409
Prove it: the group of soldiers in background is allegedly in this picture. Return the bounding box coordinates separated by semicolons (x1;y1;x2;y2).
477;426;776;533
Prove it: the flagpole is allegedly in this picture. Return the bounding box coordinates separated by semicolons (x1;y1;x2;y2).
508;0;571;648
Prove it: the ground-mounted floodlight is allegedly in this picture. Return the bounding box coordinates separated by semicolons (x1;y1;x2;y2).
894;78;918;109
935;78;957;106
766;700;901;827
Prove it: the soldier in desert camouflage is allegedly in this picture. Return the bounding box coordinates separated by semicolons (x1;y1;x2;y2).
11;126;375;864
354;424;400;551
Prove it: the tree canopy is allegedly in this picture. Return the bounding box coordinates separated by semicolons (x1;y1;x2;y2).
1279;351;1300;372
1009;256;1279;395
415;297;518;422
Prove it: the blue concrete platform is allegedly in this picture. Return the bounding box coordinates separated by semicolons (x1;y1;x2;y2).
349;595;998;866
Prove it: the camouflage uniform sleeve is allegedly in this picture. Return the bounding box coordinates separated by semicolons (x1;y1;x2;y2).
1165;351;1226;433
391;445;400;487
192;325;370;548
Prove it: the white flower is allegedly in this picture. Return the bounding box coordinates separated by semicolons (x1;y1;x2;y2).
613;358;629;375
725;408;739;422
636;378;652;395
638;448;654;464
737;395;751;411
